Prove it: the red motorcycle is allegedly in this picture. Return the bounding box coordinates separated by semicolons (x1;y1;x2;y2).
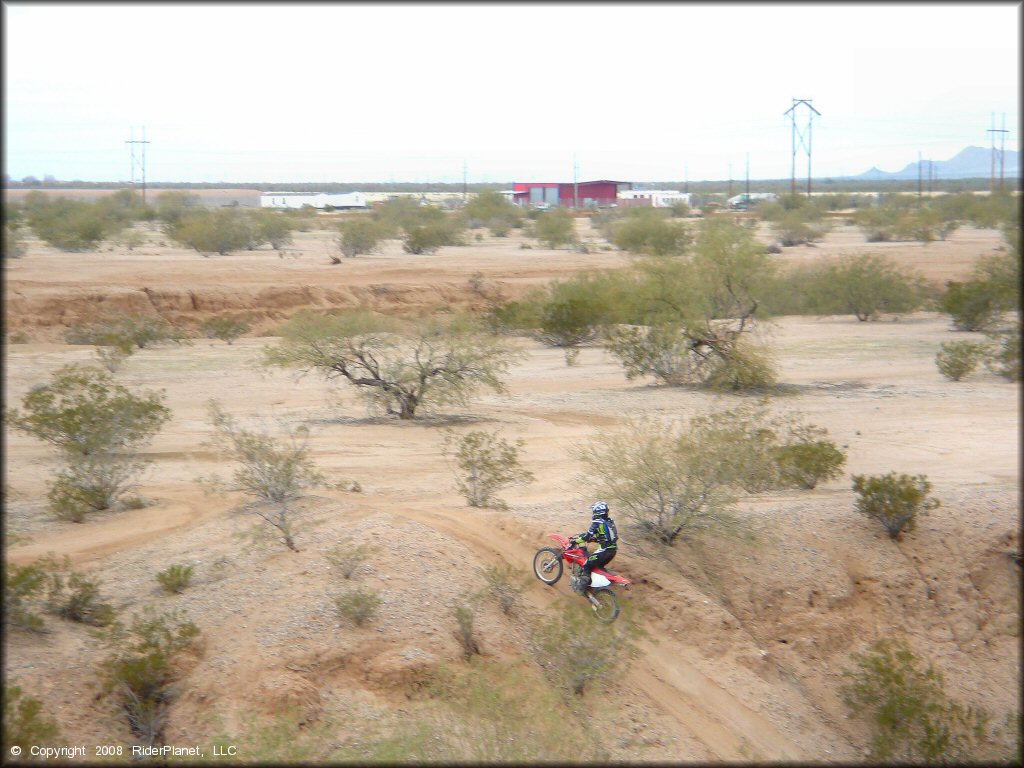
532;533;630;623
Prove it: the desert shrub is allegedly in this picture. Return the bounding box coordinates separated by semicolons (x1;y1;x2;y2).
842;638;1003;763
983;326;1021;381
2;684;62;751
25;196;129;251
207;401;324;551
333;588;381;626
165;208;254;255
94;342;134;373
462;190;523;231
574;414;744;545
155;564;194;594
533;207;577;248
199;315;251;344
100;608;200;745
935;340;986;381
250;208;293;250
66;313;187;350
153;191;201;227
7;365;171;521
609;211;690;256
768;206;831;247
938;280;1003;332
4;562;50;632
604;324;698;386
4;218;26;259
773;431;847;490
335;217;387;258
851;472;940;540
443;429;534;509
814;254;926;321
265;311;524;420
43;557;116;626
480;563;526;616
453;597;480;661
529;603;639;696
702;341;778;392
402;219;463;254
324;537;378;579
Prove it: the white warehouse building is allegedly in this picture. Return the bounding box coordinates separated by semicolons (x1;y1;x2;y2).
260;192;368;210
617;189;692;208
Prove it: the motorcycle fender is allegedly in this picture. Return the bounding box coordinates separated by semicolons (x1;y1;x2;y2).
590;572;611;588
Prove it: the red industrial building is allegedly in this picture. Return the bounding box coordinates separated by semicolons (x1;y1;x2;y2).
511;180;631;208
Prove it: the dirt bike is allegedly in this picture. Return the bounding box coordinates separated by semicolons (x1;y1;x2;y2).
532;533;629;623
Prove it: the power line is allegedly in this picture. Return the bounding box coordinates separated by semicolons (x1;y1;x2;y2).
125;126;150;205
784;98;820;197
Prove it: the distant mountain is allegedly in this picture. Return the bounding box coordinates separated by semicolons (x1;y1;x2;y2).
851;146;1019;181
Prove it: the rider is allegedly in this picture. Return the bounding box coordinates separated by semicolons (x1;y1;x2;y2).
570;501;618;589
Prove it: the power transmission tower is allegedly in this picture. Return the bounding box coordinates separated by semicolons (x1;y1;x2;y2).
987;113;1009;193
784;98;820;198
125;126;150;205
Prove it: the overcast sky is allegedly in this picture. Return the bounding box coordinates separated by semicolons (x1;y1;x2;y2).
3;2;1020;184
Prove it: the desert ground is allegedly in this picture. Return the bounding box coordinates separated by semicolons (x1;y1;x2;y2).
3;217;1019;762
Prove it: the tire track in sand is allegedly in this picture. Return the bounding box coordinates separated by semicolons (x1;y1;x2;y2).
386;503;804;761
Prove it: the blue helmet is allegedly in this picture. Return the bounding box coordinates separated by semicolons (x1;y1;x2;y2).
591;501;610;519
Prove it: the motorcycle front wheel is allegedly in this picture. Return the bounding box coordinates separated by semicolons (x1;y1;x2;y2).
533;547;563;585
588;588;619;623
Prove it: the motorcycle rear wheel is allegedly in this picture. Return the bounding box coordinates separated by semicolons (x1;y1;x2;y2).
588;588;619;623
533;547;563;585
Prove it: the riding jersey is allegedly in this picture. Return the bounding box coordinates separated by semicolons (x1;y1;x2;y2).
577;517;618;551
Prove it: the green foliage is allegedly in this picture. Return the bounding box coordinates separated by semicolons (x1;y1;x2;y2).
100;608;200;745
42;556;116;626
935;340;986;381
402;218;464;254
336;217;387;258
702;340;779;392
25;196;131;251
198;314;251;344
370;197;445;236
608;210;691;256
851;472;940;540
250;208;294;250
153;191;201;227
939;280;1004;332
462;190;524;232
984;325;1021;381
4;213;26;258
7;365;171;520
529;603;639;696
813;254;926;321
532;207;577;248
4;562;50;632
453;597;481;661
443;429;534;509
853;196;951;243
324;537;378;579
155;564;194;594
265;310;524;420
842;638;1003;763
759;200;831;246
65;313;187;350
3;685;62;751
479;563;526;616
165;208;255;255
207;401;324;551
333;588;381;626
773;430;847;490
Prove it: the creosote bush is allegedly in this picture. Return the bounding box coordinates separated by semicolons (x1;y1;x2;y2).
155;564;194;594
199;315;251;344
443;429;534;509
842;638;1005;763
532;207;577;248
453;596;481;661
851;472;940;540
324;537;378;579
480;563;526;616
335;217;387;259
42;555;116;626
333;588;381;626
100;608;200;746
4;561;50;633
3;684;62;751
935;340;986;381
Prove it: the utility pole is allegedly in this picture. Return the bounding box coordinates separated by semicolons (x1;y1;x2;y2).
987;113;1009;193
573;153;578;209
784;98;820;198
125;126;150;205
